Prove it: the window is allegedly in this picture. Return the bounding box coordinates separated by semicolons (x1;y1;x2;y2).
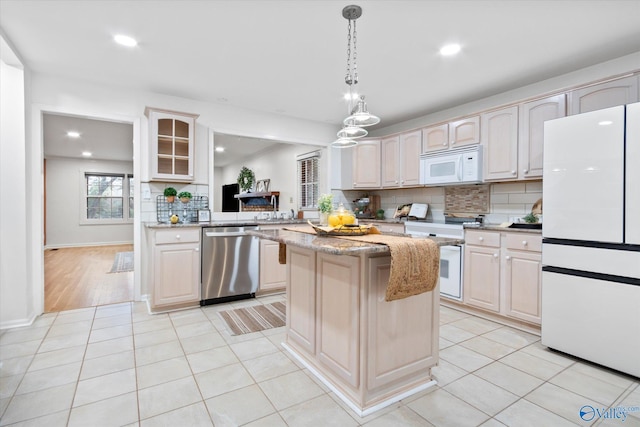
84;173;134;223
297;151;319;210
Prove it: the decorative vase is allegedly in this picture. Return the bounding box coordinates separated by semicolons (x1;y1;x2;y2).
166;196;175;203
319;212;329;226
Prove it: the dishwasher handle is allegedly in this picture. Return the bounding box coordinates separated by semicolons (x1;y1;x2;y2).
204;231;249;238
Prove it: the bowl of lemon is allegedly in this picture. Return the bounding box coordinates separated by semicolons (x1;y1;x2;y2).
309;204;375;236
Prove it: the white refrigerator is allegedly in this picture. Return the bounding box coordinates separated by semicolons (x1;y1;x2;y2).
542;102;640;377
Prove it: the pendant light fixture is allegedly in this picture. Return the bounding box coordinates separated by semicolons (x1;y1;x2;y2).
332;5;380;148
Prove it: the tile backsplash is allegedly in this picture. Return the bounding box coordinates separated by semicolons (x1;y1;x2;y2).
333;179;542;224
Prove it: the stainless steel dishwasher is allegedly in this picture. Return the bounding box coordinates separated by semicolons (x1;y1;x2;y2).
201;225;259;305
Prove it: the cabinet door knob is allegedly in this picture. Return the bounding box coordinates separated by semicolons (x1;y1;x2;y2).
451;141;456;145
511;170;517;175
195;247;199;251
442;142;447;146
493;253;499;258
523;169;529;174
522;240;528;246
176;234;181;240
505;255;511;260
478;237;484;241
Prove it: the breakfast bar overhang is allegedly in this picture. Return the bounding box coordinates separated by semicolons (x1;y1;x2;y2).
248;228;463;416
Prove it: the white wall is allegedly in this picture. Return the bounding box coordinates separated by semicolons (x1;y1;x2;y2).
0;39;32;327
219;144;327;214
45;157;134;247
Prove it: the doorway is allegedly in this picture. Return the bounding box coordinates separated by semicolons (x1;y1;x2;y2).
43;113;135;312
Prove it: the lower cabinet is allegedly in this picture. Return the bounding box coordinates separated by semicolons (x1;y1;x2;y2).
258;239;286;294
151;228;201;310
463;229;542;325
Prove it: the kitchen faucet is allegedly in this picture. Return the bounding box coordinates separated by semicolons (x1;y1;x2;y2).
270;195;277;219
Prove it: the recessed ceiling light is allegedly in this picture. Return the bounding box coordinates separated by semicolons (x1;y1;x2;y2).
440;43;461;56
215;147;225;152
67;131;80;138
344;92;359;101
114;34;137;47
82;151;92;157
598;120;613;126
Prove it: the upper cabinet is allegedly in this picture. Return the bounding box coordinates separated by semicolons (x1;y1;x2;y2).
352;139;381;189
422;116;480;153
145;107;199;182
568;75;639;115
381;130;422;188
519;94;566;179
482;106;519;181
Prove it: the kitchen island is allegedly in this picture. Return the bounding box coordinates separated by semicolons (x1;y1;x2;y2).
247;227;462;416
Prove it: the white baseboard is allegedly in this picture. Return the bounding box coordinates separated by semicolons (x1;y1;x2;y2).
44;241;134;250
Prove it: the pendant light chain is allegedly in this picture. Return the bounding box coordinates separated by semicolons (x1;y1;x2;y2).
345;19;352;85
352;19;358;86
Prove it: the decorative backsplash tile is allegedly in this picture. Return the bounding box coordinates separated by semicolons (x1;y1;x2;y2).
444;184;490;213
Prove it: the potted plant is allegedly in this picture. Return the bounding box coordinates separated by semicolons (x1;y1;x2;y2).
164;187;177;203
237;166;255;193
178;191;192;203
317;193;334;226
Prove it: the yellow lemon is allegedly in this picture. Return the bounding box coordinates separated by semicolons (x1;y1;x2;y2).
342;214;355;225
170;215;179;224
328;214;341;227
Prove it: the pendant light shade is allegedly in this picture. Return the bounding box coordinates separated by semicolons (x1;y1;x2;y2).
332;137;358;148
337;120;368;139
344;96;380;127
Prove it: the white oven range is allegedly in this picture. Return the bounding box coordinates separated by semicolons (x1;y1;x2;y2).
405;221;465;300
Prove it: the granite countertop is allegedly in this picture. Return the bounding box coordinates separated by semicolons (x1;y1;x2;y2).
247;228;464;256
464;223;542;234
144;219;308;229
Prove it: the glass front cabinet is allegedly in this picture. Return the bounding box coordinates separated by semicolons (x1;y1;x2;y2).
145;107;199;182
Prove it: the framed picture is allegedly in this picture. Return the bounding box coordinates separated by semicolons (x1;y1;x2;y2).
256;179;270;193
197;209;211;222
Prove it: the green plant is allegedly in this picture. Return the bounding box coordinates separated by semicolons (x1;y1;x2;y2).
317;194;334;213
163;187;177;197
237;166;255;192
523;212;539;223
178;191;192;200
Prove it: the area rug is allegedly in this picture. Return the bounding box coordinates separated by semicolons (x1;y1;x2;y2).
218;302;286;335
108;251;134;273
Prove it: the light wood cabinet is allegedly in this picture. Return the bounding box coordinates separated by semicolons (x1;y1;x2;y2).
519;95;566;179
464;233;501;312
258;238;286;294
287;246;316;355
381;131;421;188
482;106;519;181
568;75;639;115
151;228;200;310
145;107;199;182
352;139;381;189
317;252;360;387
463;229;542;325
381;136;400;188
422;116;480;153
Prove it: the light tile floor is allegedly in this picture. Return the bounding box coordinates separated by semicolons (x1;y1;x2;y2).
1;294;638;426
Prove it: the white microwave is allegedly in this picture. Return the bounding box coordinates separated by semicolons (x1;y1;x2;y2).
420;146;483;185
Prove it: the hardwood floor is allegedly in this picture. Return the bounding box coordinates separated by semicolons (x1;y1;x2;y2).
44;244;134;313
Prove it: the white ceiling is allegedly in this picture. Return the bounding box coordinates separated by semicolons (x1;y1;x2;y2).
3;0;640;161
